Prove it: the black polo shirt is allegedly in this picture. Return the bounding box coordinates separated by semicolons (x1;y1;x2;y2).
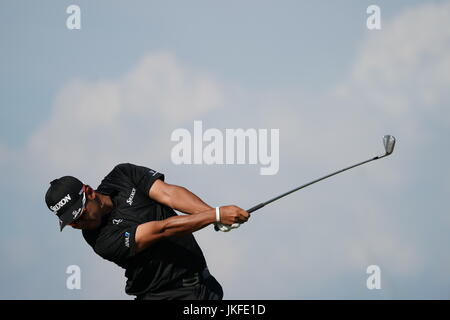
82;163;208;296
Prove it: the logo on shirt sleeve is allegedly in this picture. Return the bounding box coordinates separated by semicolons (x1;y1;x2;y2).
126;188;136;206
112;219;123;225
124;232;130;248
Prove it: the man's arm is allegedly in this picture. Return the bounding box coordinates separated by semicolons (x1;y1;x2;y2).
148;179;213;214
135;205;249;253
135;209;215;253
134;179;250;253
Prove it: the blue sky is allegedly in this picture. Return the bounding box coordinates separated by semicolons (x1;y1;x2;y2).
1;0;450;299
0;0;425;146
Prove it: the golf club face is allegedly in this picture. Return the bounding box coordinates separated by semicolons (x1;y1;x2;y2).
383;135;396;155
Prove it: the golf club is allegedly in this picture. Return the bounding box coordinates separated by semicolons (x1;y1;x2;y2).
246;135;396;214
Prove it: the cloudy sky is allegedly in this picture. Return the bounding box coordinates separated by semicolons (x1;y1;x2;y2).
1;0;449;299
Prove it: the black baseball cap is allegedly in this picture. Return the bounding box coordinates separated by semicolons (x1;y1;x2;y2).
45;176;86;231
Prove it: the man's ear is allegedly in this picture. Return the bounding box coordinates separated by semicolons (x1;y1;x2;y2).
85;185;96;200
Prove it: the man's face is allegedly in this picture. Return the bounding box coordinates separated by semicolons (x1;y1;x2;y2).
69;187;104;230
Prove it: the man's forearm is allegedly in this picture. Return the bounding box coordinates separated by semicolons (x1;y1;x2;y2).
166;185;213;214
135;210;216;252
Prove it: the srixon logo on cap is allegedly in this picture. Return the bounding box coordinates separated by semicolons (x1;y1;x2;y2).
50;194;71;213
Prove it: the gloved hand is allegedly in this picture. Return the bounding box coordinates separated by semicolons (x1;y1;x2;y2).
214;222;240;232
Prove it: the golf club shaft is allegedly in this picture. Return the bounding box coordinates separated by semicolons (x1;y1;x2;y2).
247;155;384;214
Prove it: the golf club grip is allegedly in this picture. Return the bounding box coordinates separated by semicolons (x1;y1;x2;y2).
247;203;265;213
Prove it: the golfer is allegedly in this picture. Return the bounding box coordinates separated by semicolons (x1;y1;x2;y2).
44;163;250;300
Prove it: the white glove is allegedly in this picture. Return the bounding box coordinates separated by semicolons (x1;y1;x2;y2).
214;207;240;232
215;222;240;232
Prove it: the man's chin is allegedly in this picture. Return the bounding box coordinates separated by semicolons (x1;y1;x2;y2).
74;220;101;230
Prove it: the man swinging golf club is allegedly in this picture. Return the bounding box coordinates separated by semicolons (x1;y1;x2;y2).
45;163;250;300
45;135;395;299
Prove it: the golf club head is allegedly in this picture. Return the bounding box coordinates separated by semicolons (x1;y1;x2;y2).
383;135;396;155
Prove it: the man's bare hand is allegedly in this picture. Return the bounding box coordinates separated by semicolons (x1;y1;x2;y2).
218;205;250;225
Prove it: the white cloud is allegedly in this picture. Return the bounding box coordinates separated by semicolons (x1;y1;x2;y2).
343;1;450;129
122;52;223;126
25;52;224;181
